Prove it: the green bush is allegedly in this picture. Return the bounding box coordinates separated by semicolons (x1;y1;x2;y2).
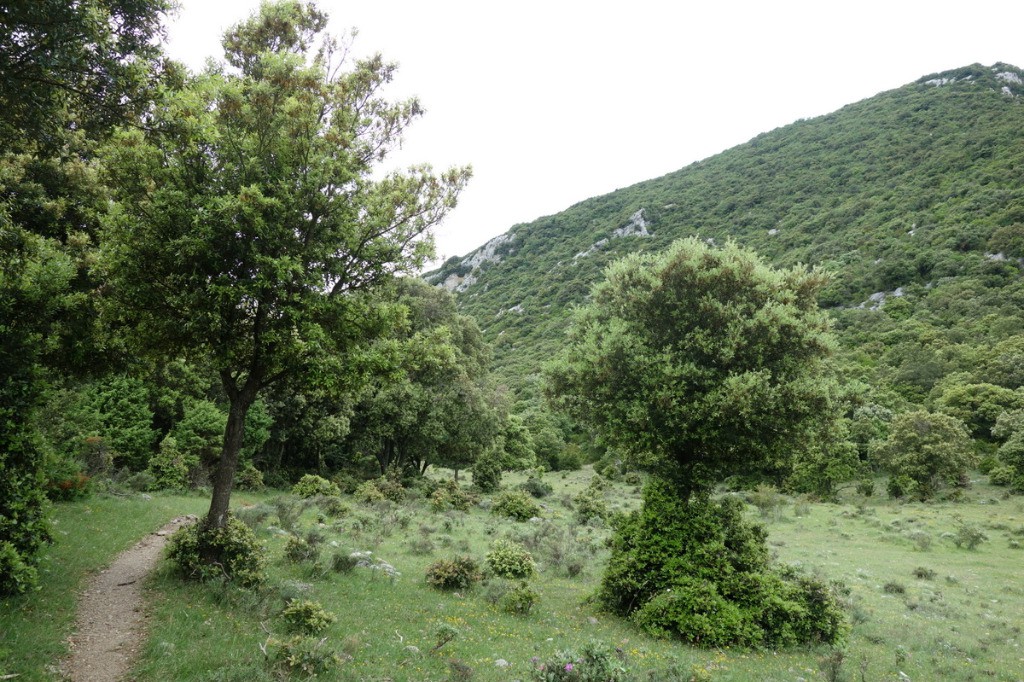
429;481;473;512
952;520;988;550
235;462;265;491
531;640;629;681
269;635;341;677
492;490;541;521
283;535;319;564
425;556;481;591
354;479;386;504
500;581;539;615
315;495;350;518
0;540;38;596
471;451;503;492
291;474;341;498
598;479;847;647
166;517;267;587
520;475;554;498
147;435;194;492
573;486;608;524
281;599;337;634
990;465;1016;486
486;538;537;579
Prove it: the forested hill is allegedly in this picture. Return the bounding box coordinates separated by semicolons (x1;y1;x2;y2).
426;63;1024;402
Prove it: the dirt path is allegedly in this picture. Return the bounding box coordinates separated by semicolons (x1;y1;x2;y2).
63;515;197;682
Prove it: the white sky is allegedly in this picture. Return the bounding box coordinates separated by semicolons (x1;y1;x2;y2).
165;0;1024;266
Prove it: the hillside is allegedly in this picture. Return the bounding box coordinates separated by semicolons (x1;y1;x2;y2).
427;63;1024;403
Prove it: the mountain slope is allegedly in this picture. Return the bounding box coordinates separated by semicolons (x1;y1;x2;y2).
427;63;1024;399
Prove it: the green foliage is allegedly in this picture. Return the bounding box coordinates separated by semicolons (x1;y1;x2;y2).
498;581;539;615
0;540;38;596
530;640;630;681
235;462;265;492
952;520;988;550
520;474;554;498
98;0;470;533
354;480;387;504
169;399;226;478
280;599;336;635
989;465;1016;487
933;381;1023;441
873;410;974;500
425;556;482;591
283;535;319;564
599;479;847;647
147;435;193;492
429;481;473;512
268;634;341;678
573;483;609;524
166;517;267;587
545;237;840;496
492;490;542;521
291;474;341;499
486;538;537;579
471;450;503;492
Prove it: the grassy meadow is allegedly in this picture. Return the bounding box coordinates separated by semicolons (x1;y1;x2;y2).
4;469;1024;681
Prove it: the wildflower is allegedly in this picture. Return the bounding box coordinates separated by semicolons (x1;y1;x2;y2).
565;662;574;671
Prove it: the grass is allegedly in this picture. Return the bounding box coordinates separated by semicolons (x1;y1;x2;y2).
0;492;210;680
6;470;1024;680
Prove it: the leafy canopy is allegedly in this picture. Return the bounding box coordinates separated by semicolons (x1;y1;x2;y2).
545;237;840;495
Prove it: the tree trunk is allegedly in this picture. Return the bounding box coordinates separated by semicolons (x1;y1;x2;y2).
206;392;254;531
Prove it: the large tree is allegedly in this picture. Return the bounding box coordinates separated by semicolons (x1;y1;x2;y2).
99;1;470;535
344;279;502;477
545;237;840;498
1;0;170;595
545;238;847;646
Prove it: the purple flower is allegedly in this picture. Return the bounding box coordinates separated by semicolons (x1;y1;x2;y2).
565;663;574;671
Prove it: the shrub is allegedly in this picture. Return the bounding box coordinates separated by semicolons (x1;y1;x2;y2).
291;474;341;498
0;540;38;596
284;535;319;564
492;490;541;521
235;462;265;491
471;451;503;493
520;475;554;499
573;486;608;525
873;411;973;501
952;520;987;550
856;479;876;497
268;635;340;677
486;538;537;579
330;552;358;573
990;465;1015;486
425;556;482;591
531;640;629;681
45;471;92;501
598;479;847;647
500;581;540;615
166;517;267;587
912;566;937;580
234;504;273;529
330;471;361;494
281;599;337;634
315;495;350;518
270;496;308;533
623;471;643;486
429;481;473;512
147;435;193;492
354;479;386;504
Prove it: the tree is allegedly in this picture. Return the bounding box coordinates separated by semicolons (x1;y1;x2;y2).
544;237;847;643
343;279;501;478
99;1;470;540
873;410;973;500
545;237;840;498
544;238;846;646
1;0;170;595
0;0;171;145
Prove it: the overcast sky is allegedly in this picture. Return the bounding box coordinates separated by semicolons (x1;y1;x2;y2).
165;0;1024;265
